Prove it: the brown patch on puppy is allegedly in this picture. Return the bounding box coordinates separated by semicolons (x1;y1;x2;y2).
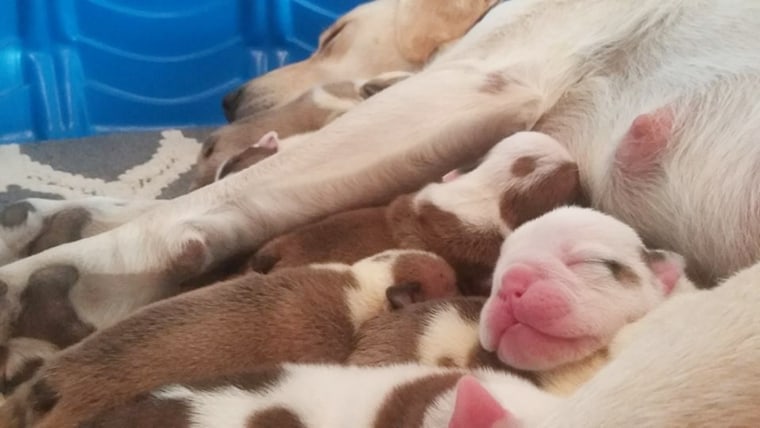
26;208;91;255
78;396;191;428
248;406;306;428
185;366;285;393
0;279;8;296
390;251;459;302
511;156;538;177
250;206;394;273
373;373;462;428
13;265;94;348
500;162;582;228
437;356;457;367
20;268;364;426
1;201;35;228
389;196;503;296
479;72;508;94
349;305;424;366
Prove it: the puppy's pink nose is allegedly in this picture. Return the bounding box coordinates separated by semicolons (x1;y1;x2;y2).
497;265;540;302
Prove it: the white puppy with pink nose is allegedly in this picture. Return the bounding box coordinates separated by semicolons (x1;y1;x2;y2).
479;206;686;371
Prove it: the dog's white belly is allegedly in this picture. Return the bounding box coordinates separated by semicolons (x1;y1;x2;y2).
536;65;760;285
432;0;760;283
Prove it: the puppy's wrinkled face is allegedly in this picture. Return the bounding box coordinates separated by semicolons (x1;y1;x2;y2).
479;206;684;370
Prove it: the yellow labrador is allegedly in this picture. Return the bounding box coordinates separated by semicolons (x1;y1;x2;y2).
222;0;498;121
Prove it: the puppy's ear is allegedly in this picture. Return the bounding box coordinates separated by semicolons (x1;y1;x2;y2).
253;131;280;150
386;282;422;309
641;248;685;295
450;375;517;428
359;71;414;99
395;0;498;64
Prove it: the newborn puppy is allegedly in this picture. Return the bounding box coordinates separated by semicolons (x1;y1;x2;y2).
192;71;413;189
0;250;457;427
251;131;584;295
480;206;690;371
77;363;560;428
351;207;693;395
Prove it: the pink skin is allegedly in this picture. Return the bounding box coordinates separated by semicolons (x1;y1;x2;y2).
441;169;462;182
253;131;280;150
478;207;686;371
484;262;601;370
615;106;674;176
450;376;513;428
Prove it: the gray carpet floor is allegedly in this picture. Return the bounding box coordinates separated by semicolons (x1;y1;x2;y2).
0;127;215;205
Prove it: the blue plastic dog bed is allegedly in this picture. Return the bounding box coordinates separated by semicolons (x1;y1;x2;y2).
0;0;365;144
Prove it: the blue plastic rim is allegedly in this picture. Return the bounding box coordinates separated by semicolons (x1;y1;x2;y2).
0;0;366;144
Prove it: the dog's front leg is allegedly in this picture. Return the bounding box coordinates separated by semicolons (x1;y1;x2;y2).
0;197;164;266
0;63;548;363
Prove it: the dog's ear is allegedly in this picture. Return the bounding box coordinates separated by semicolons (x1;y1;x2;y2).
395;0;498;64
359;71;414;99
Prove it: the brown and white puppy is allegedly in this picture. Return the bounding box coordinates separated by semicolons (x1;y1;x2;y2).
351;207;694;395
77;363;560;428
480;206;692;372
195;71;413;189
222;0;496;121
251;131;583;295
72;241;699;428
0;250;457;428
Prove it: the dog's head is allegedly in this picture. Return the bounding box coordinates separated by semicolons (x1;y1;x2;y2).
222;0;498;121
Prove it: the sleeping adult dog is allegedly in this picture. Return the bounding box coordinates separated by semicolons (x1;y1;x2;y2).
1;0;760;407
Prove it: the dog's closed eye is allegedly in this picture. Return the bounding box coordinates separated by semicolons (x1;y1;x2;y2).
319;21;348;53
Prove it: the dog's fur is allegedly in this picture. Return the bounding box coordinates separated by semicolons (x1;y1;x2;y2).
197;71;413;188
0;250;458;426
0;207;692;427
1;0;760;423
221;0;497;121
77;363;559;428
250;131;583;295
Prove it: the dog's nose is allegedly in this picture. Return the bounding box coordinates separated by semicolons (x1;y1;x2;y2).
497;264;539;303
222;88;244;122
